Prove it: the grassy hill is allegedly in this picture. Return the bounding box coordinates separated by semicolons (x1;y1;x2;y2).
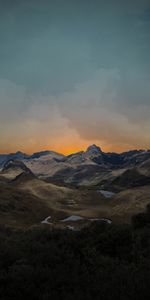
0;172;150;229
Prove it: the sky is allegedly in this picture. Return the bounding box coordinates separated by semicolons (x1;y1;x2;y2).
0;0;150;154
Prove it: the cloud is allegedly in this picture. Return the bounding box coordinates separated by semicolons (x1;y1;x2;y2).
0;0;150;152
56;68;150;149
0;66;150;153
0;79;27;122
0;80;85;153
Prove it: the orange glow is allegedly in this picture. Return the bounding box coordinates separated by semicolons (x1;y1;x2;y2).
0;126;147;155
0;141;142;155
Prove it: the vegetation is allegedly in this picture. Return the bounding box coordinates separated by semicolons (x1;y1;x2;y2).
0;208;150;300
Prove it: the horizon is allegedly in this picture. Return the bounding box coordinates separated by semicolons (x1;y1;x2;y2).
0;143;149;156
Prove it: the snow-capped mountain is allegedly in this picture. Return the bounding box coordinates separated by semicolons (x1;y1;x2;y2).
30;150;65;160
64;145;103;165
0;146;150;184
24;150;66;177
0;159;33;180
0;151;29;169
3;159;31;172
84;144;102;158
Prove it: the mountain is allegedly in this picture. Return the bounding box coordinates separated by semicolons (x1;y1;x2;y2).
83;144;103;160
23;150;67;178
137;158;150;177
12;168;36;184
48;164;108;186
31;150;65;160
3;159;31;172
0;145;150;187
64;144;103;166
0;145;150;228
103;168;150;191
0;159;33;181
43;146;150;186
0;151;29;168
60;147;150;169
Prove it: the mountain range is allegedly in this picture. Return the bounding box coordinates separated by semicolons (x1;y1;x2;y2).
0;144;150;188
1;144;150;168
0;144;150;229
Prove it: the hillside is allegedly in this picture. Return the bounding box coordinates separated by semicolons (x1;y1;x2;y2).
1;207;150;300
0;145;150;229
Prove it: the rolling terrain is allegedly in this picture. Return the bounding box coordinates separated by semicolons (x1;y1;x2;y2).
0;145;150;229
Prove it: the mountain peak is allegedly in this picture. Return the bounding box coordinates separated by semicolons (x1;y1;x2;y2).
83;145;103;161
86;144;102;154
15;151;25;155
31;150;65;159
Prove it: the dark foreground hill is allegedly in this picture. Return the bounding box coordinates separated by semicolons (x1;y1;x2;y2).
0;205;150;300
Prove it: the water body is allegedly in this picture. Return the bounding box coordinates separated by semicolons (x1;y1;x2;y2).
61;215;84;222
41;216;51;224
99;190;115;198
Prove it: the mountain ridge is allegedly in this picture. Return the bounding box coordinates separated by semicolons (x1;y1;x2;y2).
0;145;150;160
0;145;150;187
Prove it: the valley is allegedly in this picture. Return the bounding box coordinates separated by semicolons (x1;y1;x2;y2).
0;145;150;230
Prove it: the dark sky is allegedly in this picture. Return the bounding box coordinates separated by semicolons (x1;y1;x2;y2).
0;0;150;153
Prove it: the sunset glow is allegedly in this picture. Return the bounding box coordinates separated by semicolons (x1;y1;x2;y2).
0;0;150;154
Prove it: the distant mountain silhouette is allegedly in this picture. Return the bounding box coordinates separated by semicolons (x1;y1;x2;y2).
0;146;150;188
